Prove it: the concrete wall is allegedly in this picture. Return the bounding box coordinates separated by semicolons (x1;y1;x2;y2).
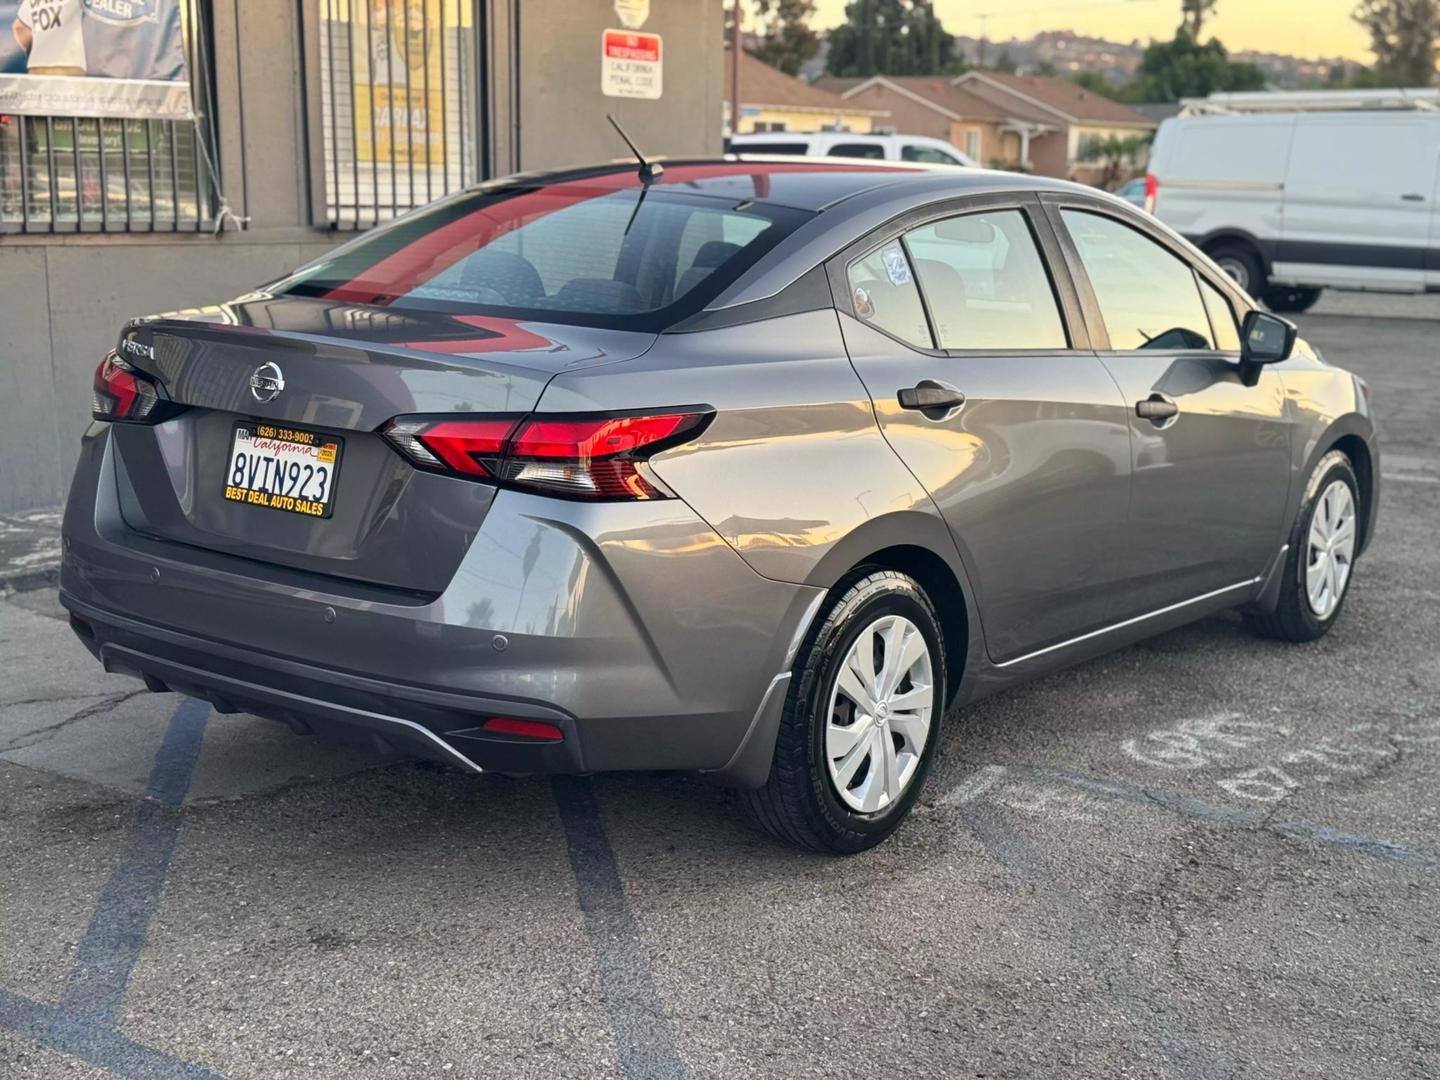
0;0;723;515
517;0;723;170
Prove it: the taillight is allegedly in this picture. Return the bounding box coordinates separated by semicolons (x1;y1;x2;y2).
1143;173;1158;214
92;352;161;422
381;409;710;500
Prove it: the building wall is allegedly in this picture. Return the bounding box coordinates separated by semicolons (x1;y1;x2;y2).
0;0;723;515
518;0;722;170
737;107;875;134
841;83;951;141
946;120;1003;166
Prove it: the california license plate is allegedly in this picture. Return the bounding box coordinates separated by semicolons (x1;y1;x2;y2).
223;422;342;518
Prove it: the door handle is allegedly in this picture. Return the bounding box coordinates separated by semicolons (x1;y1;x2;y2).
898;383;966;412
1401;193;1426;202
1136;393;1179;425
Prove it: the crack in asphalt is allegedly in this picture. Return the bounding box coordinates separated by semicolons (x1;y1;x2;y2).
0;690;150;754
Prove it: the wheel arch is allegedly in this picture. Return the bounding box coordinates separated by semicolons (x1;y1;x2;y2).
1196;228;1275;275
802;510;981;706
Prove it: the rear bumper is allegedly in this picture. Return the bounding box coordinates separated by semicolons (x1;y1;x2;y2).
61;425;822;781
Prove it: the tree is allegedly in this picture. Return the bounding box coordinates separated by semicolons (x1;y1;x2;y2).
990;47;1018;74
1078;133;1152;188
1353;0;1440;85
824;0;955;78
751;0;821;77
1125;29;1265;102
1071;70;1124;99
1031;59;1059;77
1181;0;1218;39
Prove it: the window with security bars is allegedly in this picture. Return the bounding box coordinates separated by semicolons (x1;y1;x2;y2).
318;0;482;229
0;1;217;234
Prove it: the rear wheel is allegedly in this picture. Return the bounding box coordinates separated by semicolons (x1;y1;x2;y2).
1208;241;1265;297
1264;286;1323;313
1246;450;1360;642
741;570;946;853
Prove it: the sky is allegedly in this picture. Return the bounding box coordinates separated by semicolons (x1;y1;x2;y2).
800;0;1375;63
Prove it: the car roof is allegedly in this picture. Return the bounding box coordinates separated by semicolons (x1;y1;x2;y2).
479;157;1090;213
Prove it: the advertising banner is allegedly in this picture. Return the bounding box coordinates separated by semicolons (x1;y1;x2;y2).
352;0;445;166
0;0;193;119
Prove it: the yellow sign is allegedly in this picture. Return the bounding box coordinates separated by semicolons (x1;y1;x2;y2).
353;0;446;166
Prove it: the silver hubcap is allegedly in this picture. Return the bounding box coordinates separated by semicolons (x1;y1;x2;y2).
1217;256;1250;292
1306;479;1356;619
825;614;934;814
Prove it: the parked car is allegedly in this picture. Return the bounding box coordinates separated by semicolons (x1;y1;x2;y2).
1115;176;1147;209
727;131;977;167
1146;97;1440;312
62;160;1378;852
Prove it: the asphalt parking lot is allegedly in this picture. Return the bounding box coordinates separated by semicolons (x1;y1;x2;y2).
2;299;1437;1080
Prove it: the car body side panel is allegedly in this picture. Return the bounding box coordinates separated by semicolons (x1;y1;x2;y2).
1276;350;1380;553
835;313;1134;664
538;309;945;590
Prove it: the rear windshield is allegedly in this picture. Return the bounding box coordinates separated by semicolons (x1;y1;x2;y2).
271;181;809;331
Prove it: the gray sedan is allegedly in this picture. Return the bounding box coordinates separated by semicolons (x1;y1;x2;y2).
62;159;1378;852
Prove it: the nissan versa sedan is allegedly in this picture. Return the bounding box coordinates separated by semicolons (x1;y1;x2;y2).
61;159;1378;852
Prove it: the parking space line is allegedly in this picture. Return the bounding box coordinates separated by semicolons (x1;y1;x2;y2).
53;696;212;1026
0;987;221;1080
551;777;688;1080
0;696;222;1078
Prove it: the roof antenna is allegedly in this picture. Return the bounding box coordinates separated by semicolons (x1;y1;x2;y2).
607;114;664;185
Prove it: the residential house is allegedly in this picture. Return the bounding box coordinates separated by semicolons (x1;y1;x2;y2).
728;50;888;136
818;71;1155;182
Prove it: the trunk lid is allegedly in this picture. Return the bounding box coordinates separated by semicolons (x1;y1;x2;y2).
110;294;655;594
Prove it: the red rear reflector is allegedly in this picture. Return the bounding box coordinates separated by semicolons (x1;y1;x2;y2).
482;717;564;742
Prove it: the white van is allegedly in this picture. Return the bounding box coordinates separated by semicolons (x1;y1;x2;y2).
727;132;977;168
1146;90;1440;312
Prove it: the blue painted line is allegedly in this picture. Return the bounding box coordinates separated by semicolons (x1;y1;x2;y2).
52;696;211;1029
0;987;221;1080
551;777;688;1080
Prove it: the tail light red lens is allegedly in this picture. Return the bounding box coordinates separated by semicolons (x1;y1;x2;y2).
381;409;710;500
1143;173;1158;214
92;352;161;422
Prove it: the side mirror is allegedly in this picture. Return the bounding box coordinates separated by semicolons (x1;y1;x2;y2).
1241;309;1296;365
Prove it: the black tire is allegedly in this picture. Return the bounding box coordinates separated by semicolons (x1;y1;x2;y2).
740;569;946;854
1207;241;1266;297
1246;450;1360;643
1264;286;1323;314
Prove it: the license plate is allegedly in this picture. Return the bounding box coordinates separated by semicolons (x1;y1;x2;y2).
223;422;342;518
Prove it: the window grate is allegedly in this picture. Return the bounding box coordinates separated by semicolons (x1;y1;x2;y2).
318;0;482;230
0;0;217;234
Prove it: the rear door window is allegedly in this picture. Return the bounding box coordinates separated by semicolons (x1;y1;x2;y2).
732;141;811;155
905;209;1067;350
846;240;933;349
1060;209;1215;350
829;143;887;159
901;145;963;165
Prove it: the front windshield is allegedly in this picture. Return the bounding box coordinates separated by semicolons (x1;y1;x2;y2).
272;179;809;330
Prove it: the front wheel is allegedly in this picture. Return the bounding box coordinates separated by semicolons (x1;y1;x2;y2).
1246;450;1360;642
741;570;946;853
1264;286;1323;313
